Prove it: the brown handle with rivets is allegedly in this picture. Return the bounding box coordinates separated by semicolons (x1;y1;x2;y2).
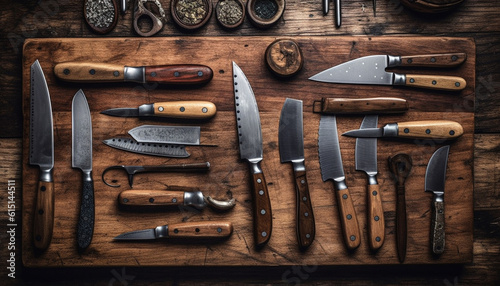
396;120;463;139
33;180;54;250
431;200;445;254
336;187;361;250
54;62;125;82
313;97;408;114
294;170;315;249
400;53;466;67
404;74;466;91
249;161;273;247
367;183;385;251
167;221;233;238
118;190;186;207
144;65;213;85
153;101;217;119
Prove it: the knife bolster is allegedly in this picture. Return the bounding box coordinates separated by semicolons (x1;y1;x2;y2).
155;225;169;238
387;55;402;67
124;66;145;83
39;167;54;183
184;191;206;209
383;123;399;137
333;178;347;191
393;73;406;86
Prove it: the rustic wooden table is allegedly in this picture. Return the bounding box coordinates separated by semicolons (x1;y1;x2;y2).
1;0;499;284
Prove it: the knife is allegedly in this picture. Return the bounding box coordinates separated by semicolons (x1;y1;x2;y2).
309;53;467;91
232;62;273;247
278;98;315;249
128;125;201;145
72;89;95;250
54;62;213;85
318;115;361;250
355;115;385;251
342;120;464;140
101;101;217;119
312;97;408;114
29;60;55;251
425;145;450;255
113;221;233;241
103;137;190;157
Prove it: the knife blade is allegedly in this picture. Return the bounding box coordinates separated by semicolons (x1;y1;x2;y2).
54;62;213;85
425;145;450;255
29;60;55;251
101;101;217;119
278;98;315;249
72;89;95;250
312;97;408;114
233;62;273;247
103;137;190;157
128;125;201;145
309;53;467;91
342;120;464;140
355;115;385;251
318;115;361;250
113;221;233;241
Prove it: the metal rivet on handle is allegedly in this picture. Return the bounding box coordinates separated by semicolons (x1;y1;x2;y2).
113;71;120;77
455;82;460;87
260;209;266;215
374;216;380;221
404;128;410;134
259;190;264;195
432;80;437;85
158;106;164;112
342;194;348;199
197;71;203;77
450;130;455;136
89;69;95;75
150;72;157;77
174;71;180;77
180;107;185;112
347;214;352;220
202;107;208;113
376;236;381;242
63;69;70;75
350;235;356;241
257;179;262;184
261;231;267;237
431;57;436;63
426;129;431;134
149;198;154;203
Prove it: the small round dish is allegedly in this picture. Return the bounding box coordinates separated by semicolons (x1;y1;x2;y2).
246;0;285;29
84;0;118;34
171;0;213;30
265;39;303;78
215;0;245;29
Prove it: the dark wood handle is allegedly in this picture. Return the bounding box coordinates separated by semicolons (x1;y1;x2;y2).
249;164;273;247
367;184;385;251
33;180;55;250
404;74;466;91
400;53;466;67
336;187;361;250
118;190;185;207
314;97;408;114
396;185;407;263
77;178;94;250
431;200;445;255
144;65;213;85
168;221;233;238
294;170;315;249
397;120;464;139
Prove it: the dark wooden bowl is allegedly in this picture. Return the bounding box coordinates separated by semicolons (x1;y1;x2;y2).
246;0;285;29
171;0;213;30
215;0;246;29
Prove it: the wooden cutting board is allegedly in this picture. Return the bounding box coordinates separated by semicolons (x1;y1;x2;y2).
22;36;475;266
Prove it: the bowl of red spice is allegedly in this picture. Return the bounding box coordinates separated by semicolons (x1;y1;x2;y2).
171;0;213;30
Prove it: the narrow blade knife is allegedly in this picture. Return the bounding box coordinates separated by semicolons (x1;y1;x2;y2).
103;137;190;157
54;62;213;85
278;98;315;249
128;125;201;145
309;53;467;91
101;101;217;119
29;60;55;251
425;145;450;255
233;62;273;247
72;89;95;250
318;115;361;250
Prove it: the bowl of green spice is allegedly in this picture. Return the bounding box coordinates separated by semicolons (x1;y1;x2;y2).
215;0;245;29
171;0;212;30
247;0;285;29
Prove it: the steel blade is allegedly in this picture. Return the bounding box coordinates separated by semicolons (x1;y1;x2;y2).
279;98;304;163
101;108;140;117
232;62;263;161
318;115;345;181
103;137;190;158
343;128;384;138
425;145;450;195
128;125;200;145
355;115;378;175
113;228;157;240
72;90;92;172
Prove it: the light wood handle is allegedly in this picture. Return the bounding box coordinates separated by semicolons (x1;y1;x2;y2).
404;74;466;91
168;221;233;238
431;200;445;255
294;170;315;250
153;101;216;119
314;97;409;114
54;62;124;82
336;187;361;250
144;65;213;85
367;184;385;251
249;161;273;247
33;180;54;250
119;190;185;207
400;53;467;67
397;120;463;139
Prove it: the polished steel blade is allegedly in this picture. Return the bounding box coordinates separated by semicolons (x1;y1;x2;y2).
29;60;54;169
103;137;190;158
425;145;450;196
72;89;92;172
318;115;345;182
279;98;304;163
232;62;263;161
113;228;157;240
128;125;200;145
355;115;378;175
343;128;384;138
101;108;140;117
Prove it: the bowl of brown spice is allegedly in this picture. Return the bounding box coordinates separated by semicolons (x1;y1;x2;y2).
215;0;245;29
171;0;213;30
247;0;285;29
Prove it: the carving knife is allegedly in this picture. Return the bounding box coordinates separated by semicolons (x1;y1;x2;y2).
278;98;315;249
342;120;464;140
101;101;217;119
309;53;467;91
72;89;95;250
30;60;55;251
318;115;361;250
113;221;233;241
312;97;408;114
232;62;273;247
355;115;385;251
54;62;213;85
425;145;450;255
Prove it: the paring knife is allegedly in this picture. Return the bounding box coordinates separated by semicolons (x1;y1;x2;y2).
342;120;464;140
355;115;385;251
30;60;55;251
309;53;467;91
425;145;450;255
113;221;233;241
54;62;213;85
72;89;95;250
101;101;217;119
233;62;273;247
318;115;361;250
128;125;201;145
279;98;316;249
313;97;408;114
103;137;190;158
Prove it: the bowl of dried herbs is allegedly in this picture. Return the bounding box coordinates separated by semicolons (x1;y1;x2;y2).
171;0;213;30
215;0;245;29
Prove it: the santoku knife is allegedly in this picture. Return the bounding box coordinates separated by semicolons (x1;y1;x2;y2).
101;101;217;119
309;53;467;91
54;62;213;85
30;60;55;251
313;97;408;114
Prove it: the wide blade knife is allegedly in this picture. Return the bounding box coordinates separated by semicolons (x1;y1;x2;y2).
355;115;385;251
425;145;450;255
101;101;217;119
72;89;95;250
313;97;408;114
128;125;200;145
29;60;55;251
318;115;361;250
103;137;190;157
54;62;213;85
342;120;463;140
309;53;467;91
278;98;315;249
113;221;233;241
233;62;273;247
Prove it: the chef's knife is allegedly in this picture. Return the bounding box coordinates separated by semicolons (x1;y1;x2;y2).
425;145;450;255
113;221;233;241
318;115;361;250
309;53;467;91
103;137;190;157
101;101;217;119
355;115;385;251
30;60;55;251
54;62;213;85
342;120;463;140
313;97;408;114
72;89;95;250
128;125;200;145
232;62;273;247
278;98;315;249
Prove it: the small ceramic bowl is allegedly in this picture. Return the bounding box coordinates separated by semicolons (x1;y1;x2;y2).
215;0;245;29
246;0;285;29
171;0;213;30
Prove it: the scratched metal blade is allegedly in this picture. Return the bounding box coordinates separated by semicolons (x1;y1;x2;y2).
113;228;157;240
103;137;190;158
318;115;345;182
278;98;304;163
128;125;200;145
425;145;450;196
72;89;92;172
101;108;140;117
355;115;378;176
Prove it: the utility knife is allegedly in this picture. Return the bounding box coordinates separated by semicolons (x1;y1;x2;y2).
101;101;217;119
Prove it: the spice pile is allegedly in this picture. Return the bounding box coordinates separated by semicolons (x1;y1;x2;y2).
217;0;243;26
175;0;208;25
85;0;116;28
254;0;278;20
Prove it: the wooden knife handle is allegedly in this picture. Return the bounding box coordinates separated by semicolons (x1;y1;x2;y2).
77;176;94;250
397;120;464;140
33;180;55;250
144;65;213;85
54;62;125;82
313;97;408;114
400;53;467;67
396;185;407;263
249;162;273;247
119;190;185;207
336;187;361;250
431;200;445;255
294;170;315;249
168;221;233;238
404;74;466;91
367;183;385;251
153;101;217;119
